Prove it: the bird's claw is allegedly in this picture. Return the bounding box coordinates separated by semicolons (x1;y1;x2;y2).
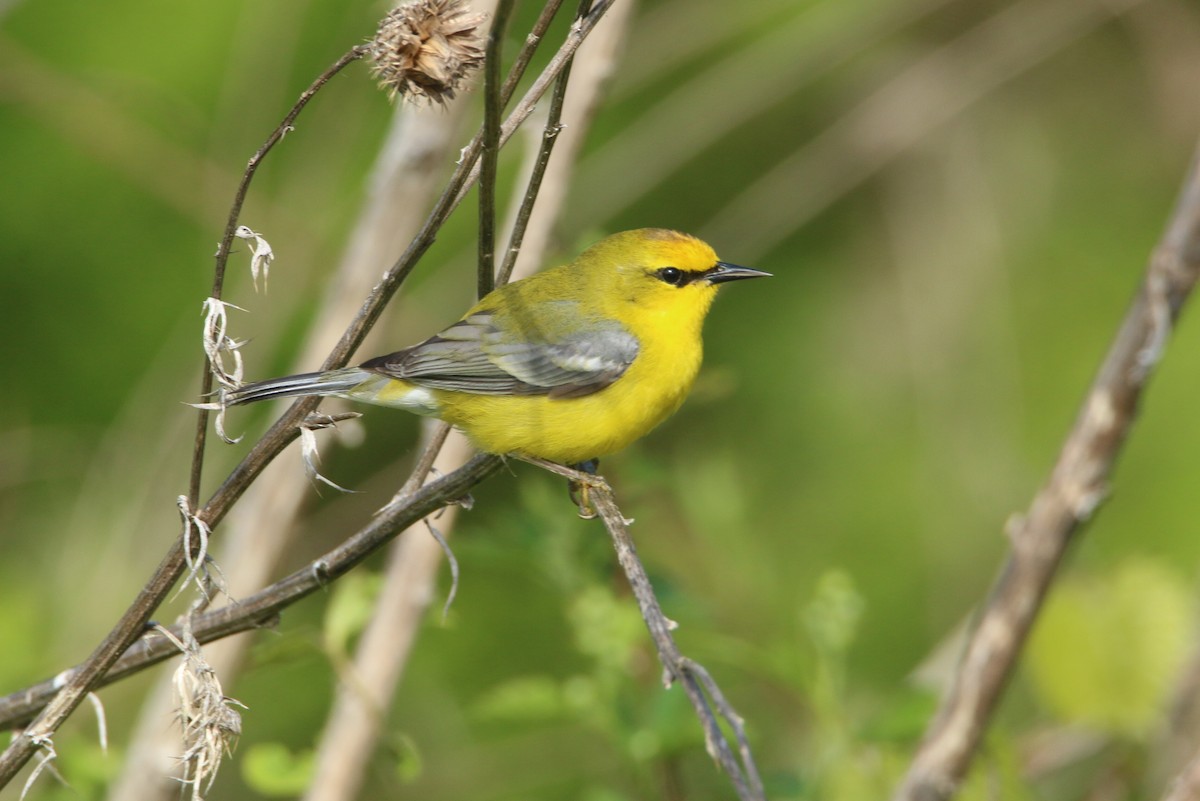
567;459;601;519
569;479;599;519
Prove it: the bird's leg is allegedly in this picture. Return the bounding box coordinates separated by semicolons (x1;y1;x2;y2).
512;456;606;519
567;459;600;520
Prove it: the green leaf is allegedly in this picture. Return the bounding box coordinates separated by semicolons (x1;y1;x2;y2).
474;675;566;721
242;742;316;796
386;731;424;783
803;570;864;657
567;585;646;671
1027;558;1191;737
322;571;384;659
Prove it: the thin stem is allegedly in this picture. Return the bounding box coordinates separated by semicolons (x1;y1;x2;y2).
450;0;616;212
499;0;567;108
478;0;517;298
324;0;615;371
190;45;369;504
495;0;590;288
515;457;765;801
588;477;765;801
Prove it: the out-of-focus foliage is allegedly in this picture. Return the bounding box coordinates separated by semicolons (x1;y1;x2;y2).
3;0;1200;798
1028;558;1193;737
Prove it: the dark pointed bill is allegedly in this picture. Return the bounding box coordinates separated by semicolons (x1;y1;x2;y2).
705;261;772;284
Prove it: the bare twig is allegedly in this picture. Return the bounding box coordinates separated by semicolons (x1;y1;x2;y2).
448;0;616;212
592;479;765;801
1163;749;1200;801
0;46;371;789
521;459;765;801
892;144;1200;801
477;0;517;298
494;0;591;287
499;0;567;108
191;45;369;505
320;0;615;373
111;89;484;801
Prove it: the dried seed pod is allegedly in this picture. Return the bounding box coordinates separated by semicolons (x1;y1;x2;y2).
368;0;488;105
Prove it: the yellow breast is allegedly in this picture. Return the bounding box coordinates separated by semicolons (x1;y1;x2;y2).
433;325;703;464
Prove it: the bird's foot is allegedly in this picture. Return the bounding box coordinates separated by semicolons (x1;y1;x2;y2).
567;459;600;519
513;456;607;519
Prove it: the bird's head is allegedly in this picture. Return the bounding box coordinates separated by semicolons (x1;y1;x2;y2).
579;229;770;326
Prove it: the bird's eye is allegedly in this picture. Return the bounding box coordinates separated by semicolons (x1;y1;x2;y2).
657;267;685;286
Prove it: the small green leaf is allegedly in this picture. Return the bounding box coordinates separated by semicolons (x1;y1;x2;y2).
567;585;645;671
323;571;383;659
580;787;633;801
1028;558;1191;737
242;742;316;796
804;570;864;656
386;731;423;783
474;675;565;721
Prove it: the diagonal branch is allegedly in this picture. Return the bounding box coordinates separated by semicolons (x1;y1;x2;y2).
521;458;765;801
591;482;765;801
1162;746;1200;801
190;45;369;505
0;454;503;732
892;142;1200;801
494;0;592;287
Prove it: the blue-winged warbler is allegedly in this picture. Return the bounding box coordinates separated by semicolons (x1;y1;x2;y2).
225;228;769;464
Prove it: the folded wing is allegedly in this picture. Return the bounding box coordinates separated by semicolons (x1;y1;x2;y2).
359;305;638;399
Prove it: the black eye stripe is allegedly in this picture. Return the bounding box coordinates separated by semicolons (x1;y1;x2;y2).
654;266;705;287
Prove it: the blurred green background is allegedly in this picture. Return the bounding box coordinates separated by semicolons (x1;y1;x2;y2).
3;0;1200;798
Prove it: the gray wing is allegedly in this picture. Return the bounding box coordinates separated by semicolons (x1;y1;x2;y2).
359;309;639;399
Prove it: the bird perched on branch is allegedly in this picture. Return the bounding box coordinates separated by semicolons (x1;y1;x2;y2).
225;228;769;466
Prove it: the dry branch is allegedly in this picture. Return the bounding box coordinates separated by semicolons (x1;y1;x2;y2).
593;481;764;801
523;459;766;801
0;454;503;732
893;143;1200;801
1163;749;1200;801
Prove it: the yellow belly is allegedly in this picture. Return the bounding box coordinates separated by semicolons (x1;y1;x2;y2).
437;357;696;463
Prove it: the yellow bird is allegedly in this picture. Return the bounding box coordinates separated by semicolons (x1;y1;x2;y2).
225;229;769;465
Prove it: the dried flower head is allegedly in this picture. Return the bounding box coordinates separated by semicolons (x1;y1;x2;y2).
368;0;488;105
155;622;244;801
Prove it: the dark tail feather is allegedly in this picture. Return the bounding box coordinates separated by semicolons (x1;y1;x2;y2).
224;368;368;406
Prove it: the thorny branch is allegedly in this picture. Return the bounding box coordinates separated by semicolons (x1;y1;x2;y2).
892;144;1200;801
0;2;617;788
